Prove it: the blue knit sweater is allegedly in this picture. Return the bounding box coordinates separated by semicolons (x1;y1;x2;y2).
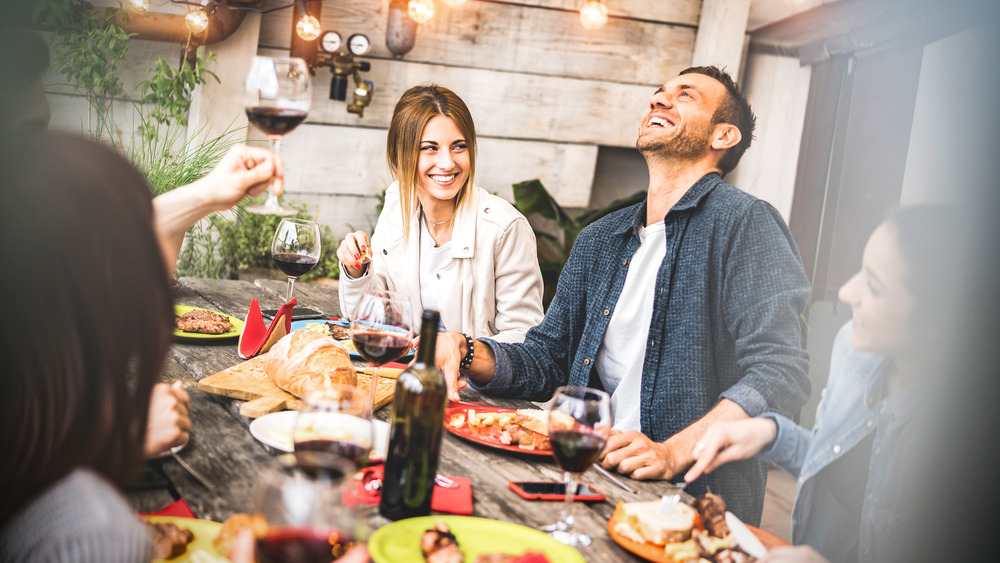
475;173;811;523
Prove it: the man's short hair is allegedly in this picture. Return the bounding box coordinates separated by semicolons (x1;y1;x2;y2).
680;66;756;176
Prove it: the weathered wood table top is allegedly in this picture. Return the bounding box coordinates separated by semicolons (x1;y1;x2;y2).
131;277;674;561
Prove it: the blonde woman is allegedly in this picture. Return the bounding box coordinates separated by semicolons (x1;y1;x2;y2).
337;84;544;344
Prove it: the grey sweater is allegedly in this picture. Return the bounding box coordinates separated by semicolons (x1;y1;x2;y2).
476;173;811;523
1;469;151;562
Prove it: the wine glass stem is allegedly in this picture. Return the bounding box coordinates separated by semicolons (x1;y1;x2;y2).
265;136;282;207
560;471;577;531
285;276;296;303
368;364;379;415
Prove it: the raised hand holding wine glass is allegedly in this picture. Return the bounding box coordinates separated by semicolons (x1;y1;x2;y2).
350;290;414;414
244;56;311;215
544;386;612;547
272;218;321;315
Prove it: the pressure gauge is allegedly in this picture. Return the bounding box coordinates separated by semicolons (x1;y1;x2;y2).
320;31;343;54
347;34;372;56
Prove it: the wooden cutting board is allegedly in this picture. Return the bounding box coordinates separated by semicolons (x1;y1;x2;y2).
197;356;397;418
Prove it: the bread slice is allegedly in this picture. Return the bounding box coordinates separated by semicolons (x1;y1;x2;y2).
620;500;696;546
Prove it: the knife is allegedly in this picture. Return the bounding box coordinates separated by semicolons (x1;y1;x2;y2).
592;464;637;494
171;450;216;491
725;511;768;558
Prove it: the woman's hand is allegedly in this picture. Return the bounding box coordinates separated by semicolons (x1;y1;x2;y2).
684;418;777;483
337;231;372;279
143;381;192;457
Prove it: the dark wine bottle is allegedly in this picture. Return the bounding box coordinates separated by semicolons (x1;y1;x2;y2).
379;310;447;521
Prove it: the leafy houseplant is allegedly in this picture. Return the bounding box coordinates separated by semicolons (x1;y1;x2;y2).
512;179;646;307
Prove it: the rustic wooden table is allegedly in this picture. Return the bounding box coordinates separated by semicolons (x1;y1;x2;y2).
130;277;675;561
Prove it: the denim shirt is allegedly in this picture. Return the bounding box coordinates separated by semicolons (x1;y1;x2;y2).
760;322;921;562
473;173;811;523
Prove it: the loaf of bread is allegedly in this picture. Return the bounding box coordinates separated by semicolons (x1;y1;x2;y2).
263;330;356;398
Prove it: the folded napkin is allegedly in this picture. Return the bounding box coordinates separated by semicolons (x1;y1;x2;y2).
353;465;472;515
238;298;296;359
140;498;195;519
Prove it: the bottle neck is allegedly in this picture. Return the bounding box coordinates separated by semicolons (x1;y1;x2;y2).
416;313;439;364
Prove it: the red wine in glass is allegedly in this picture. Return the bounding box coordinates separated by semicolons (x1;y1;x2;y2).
245;107;308;137
294;439;370;473
273;253;318;277
550;429;605;474
256;525;354;563
351;331;412;365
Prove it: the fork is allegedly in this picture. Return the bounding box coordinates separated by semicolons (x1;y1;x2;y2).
659;480;689;514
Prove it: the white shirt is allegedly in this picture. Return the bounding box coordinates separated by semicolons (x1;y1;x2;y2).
419;219;451;331
595;220;667;431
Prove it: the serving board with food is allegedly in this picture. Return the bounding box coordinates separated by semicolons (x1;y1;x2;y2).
444;403;551;456
197;331;396;418
608;491;787;562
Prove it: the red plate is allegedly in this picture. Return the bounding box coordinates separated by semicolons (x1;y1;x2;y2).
443;403;552;457
607;503;788;561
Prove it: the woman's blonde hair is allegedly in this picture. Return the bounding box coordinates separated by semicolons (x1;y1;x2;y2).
386;84;477;241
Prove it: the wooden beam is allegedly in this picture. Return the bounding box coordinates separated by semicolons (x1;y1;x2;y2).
690;0;750;75
259;0;695;85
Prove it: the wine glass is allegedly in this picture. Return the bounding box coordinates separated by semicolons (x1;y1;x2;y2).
272;218;321;310
543;385;612;547
293;385;374;475
244;56;311;215
251;459;365;563
350;290;414;414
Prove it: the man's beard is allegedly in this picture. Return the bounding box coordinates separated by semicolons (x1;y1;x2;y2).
636;122;712;161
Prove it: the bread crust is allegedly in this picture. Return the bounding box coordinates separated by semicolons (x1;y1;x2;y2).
264;331;357;397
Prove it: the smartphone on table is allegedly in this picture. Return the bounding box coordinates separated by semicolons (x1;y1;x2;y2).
508;481;605;502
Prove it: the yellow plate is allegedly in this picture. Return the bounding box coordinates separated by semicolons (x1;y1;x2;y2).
173;305;244;341
141;515;224;562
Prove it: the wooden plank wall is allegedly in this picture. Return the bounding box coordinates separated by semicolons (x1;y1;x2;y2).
253;0;700;236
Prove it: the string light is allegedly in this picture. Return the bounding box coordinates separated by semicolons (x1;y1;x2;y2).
579;0;608;30
125;0;149;15
185;8;210;34
296;14;321;41
408;0;435;24
440;0;467;6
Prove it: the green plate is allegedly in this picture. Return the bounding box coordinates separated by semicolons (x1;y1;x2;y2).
140;515;223;562
173;305;244;341
368;515;584;562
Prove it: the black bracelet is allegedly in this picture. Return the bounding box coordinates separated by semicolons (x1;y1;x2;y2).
460;333;475;371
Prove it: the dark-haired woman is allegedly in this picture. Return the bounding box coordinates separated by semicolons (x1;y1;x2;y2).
0;132;279;561
686;206;970;563
336;84;544;341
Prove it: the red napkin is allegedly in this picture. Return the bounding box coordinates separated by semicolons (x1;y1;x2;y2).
140;498;195;518
353;465;472;515
238;298;296;359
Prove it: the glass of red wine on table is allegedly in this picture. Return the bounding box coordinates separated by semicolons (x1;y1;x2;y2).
252;457;364;563
271;217;321;317
244;56;311;216
349;290;415;415
543;385;613;547
293;385;374;477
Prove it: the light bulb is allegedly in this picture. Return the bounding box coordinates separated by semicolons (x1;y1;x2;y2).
296;14;322;41
125;0;149;15
408;0;436;24
185;9;209;34
440;0;467;6
579;0;608;30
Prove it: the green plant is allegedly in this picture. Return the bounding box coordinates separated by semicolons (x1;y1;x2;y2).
34;0;132;139
512;179;646;306
137;53;219;141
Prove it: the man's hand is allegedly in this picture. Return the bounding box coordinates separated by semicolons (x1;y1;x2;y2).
143;381;192;458
435;331;469;402
684;417;777;483
600;430;678;480
759;545;829;563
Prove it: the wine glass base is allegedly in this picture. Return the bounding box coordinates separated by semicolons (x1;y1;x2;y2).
246;203;297;216
547;529;592;547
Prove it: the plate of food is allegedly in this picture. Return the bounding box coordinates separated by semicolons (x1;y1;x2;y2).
249;410;390;461
607;491;787;562
142;515;225;562
290;319;416;362
443;403;551;456
173;305;243;341
368;515;584;563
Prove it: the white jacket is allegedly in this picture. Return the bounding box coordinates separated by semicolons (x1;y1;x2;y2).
339;182;545;343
